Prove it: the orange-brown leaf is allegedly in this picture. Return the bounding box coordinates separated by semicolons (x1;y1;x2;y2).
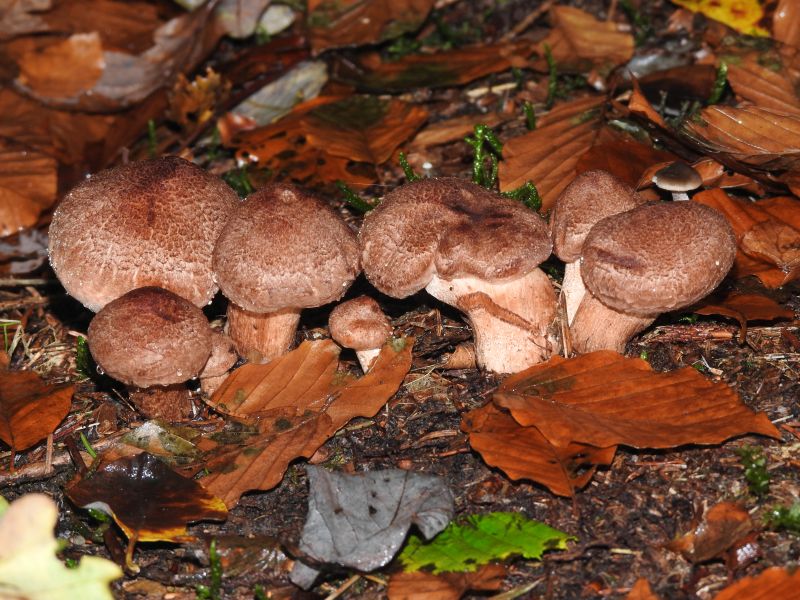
461;403;616;497
200;339;413;508
499;95;604;211
626;578;661;600
714;566;800;600
495;351;780;449
667;502;753;564
772;0;800;48
0;370;72;451
694;292;794;341
387;564;506;600
726;54;800;115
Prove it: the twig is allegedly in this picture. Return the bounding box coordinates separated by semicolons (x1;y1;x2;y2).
0;296;55;311
502;0;554;41
0;279;58;287
324;575;360;600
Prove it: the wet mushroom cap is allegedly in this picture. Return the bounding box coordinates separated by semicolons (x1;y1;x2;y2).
359;177;551;298
329;296;392;350
48;156;238;312
87;286;213;388
212;183;360;313
550;170;645;262
580;202;736;316
652;161;702;193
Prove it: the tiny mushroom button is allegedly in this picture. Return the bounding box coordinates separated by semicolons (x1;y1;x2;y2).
213;183;360;363
328;296;392;372
359;177;558;374
651;161;703;201
48;156;239;312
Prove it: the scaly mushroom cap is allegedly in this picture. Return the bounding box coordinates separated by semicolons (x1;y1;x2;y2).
87;287;213;388
213;183;360;313
329;296;392;350
48;156;238;312
581;202;736;316
359;177;551;297
652;161;702;193
550;170;646;262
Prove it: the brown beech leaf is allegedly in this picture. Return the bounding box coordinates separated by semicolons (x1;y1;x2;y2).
726;54;800;115
667;502;753;564
535;5;634;72
461;403;616;497
408;112;512;151
694;189;800;287
626;578;661;600
387;564;506;600
772;0;800;48
628;77;669;129
0;369;72;451
0;142;58;236
302;95;428;164
694;292;795;342
67;453;227;543
16;32;104;99
199;338;413;508
307;0;435;53
499;95;604;212
714;566;800;600
335;40;533;93
494;351;780;449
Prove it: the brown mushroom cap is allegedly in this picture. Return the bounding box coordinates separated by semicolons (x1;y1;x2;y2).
329;296;392;350
652;161;702;193
49;156;238;312
213;183;360;313
359;177;551;298
550;170;646;262
87;286;213;388
581;202;736;316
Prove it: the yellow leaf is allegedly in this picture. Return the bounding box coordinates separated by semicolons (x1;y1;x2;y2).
671;0;769;37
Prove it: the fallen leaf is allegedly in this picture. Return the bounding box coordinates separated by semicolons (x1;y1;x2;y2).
66;452;227;544
772;0;800;48
626;578;661;600
0;0;51;40
667;502;753;563
307;0;435;53
399;512;572;574
0;494;122;600
695;189;800;287
726;53;800;115
461;403;616;497
536;5;634;72
16;32;104;99
494;351;781;449
671;0;769;37
168;67;231;128
199;338;413;508
0;369;72;451
214;0;271;38
192;534;288;580
290;466;453;589
694;292;795;342
408;112;512;152
713;566;800;599
499;95;605;211
387;564;506;600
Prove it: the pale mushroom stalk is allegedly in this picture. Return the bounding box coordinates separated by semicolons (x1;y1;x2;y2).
569;290;654;353
225;305;301;363
560;262;586;325
425;271;557;373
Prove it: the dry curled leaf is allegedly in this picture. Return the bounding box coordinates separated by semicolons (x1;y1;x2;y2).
713;566;800;599
499;95;604;211
462;403;616;497
667;502;753;564
494;351;780;449
0;369;72;451
694;292;795;342
387;564;506;600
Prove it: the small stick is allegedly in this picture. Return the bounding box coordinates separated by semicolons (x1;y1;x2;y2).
0;279;58;287
325;574;360;600
44;433;53;475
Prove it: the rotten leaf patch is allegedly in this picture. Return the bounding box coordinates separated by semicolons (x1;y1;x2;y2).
290;466;454;589
0;369;72;452
387;564;506;600
494;351;780;449
199;338;413;508
66;453;227;549
667;502;754;564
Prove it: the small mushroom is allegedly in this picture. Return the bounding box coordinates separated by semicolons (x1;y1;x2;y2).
87;287;214;419
550;170;646;324
651;161;702;201
48;156;238;312
213;183;360;363
328;296;392;372
570;202;736;353
198;330;238;397
360;177;557;374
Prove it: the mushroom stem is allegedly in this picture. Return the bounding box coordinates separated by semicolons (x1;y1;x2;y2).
671;192;690;201
570;290;654;353
425;269;558;374
561;261;586;326
355;349;381;373
225;304;301;363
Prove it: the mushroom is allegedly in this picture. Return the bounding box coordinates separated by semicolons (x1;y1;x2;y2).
651;161;702;201
87;287;214;419
213;183;360;363
48;156;238;312
328;296;392;372
198;330;238;397
570;202;736;353
359;177;557;374
550;170;646;324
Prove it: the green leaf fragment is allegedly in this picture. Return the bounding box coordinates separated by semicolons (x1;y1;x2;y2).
399;512;573;574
